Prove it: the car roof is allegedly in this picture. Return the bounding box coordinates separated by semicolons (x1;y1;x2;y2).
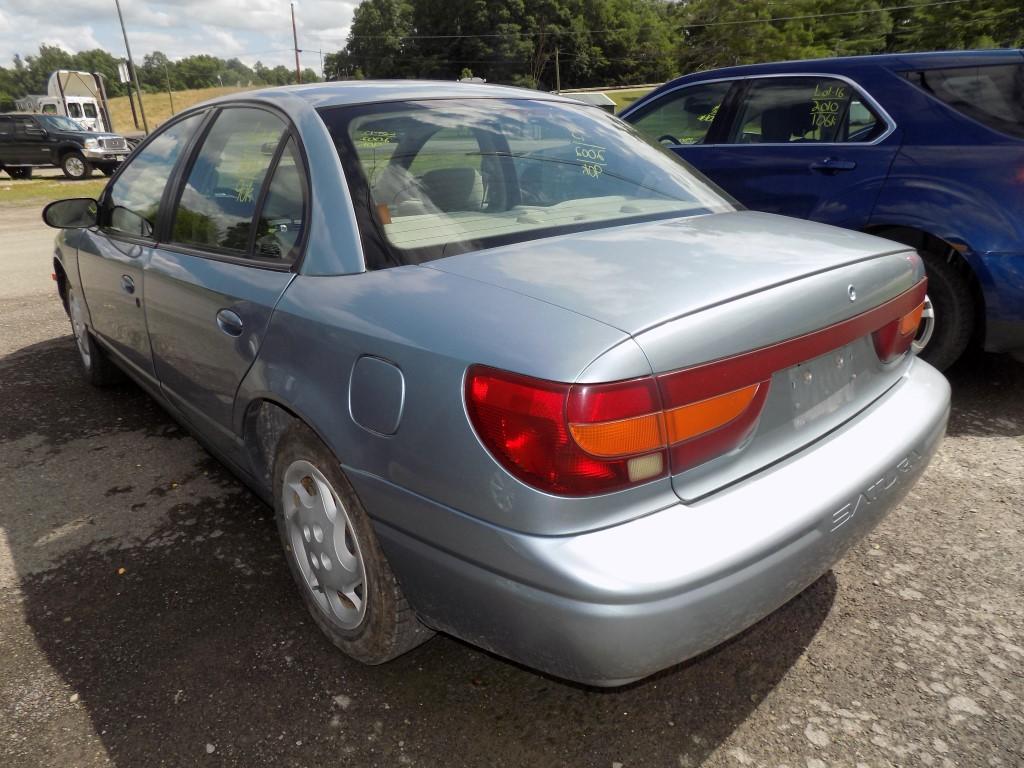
622;49;1024;113
201;80;580;111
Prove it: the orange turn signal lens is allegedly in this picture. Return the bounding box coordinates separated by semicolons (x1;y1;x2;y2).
664;384;760;444
568;384;761;458
569;412;666;458
899;302;925;336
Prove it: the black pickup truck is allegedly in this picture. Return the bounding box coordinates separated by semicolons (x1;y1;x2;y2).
0;113;131;179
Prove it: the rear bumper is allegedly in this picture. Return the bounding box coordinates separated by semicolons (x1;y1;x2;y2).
356;359;950;686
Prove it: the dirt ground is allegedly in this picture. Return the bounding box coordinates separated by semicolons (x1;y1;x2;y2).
0;202;1021;767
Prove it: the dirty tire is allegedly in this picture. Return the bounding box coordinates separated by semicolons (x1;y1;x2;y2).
8;166;33;180
273;423;433;664
61;151;93;179
67;284;124;386
919;251;974;371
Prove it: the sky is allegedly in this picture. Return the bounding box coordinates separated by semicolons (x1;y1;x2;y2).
0;0;359;74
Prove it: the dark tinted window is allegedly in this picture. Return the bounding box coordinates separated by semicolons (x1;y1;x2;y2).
630;81;732;145
104;113;203;239
14;117;42;136
252;137;307;262
907;63;1024;139
83;102;97;118
729;77;885;144
67;103;82;118
172;107;286;253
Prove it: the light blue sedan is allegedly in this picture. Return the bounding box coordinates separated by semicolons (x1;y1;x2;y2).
43;82;950;686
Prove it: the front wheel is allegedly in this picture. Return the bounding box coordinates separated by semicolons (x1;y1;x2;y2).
61;151;93;180
67;285;122;386
273;424;433;664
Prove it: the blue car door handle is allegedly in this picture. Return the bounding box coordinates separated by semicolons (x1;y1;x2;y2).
216;309;244;337
120;274;135;294
810;158;857;174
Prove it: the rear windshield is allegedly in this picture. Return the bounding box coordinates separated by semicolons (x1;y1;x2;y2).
319;98;733;268
906;63;1024;139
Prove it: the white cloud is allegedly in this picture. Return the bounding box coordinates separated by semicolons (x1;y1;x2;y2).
0;0;358;71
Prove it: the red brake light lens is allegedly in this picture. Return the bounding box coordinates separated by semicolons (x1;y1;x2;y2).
466;368;668;496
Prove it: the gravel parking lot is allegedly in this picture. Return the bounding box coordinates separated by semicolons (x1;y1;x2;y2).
0;202;1021;767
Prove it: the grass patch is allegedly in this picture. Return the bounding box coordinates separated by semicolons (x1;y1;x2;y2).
107;85;257;133
0;176;108;207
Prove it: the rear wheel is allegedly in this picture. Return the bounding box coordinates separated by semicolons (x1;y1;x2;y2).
8;166;33;180
61;151;92;180
273;424;433;664
100;165;116;177
918;250;974;371
67;284;122;386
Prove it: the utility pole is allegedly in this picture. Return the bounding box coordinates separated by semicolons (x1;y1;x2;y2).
113;0;148;133
291;2;302;84
555;47;561;94
319;48;324;80
163;61;175;115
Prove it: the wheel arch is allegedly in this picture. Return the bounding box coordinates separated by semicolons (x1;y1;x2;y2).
241;397;348;500
52;255;70;314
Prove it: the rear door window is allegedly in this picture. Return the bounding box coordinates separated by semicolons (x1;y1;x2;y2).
67;103;82;118
906;63;1024;139
728;77;886;144
630;82;732;145
83;103;97;118
171;107;287;253
104;113;204;239
252;136;307;263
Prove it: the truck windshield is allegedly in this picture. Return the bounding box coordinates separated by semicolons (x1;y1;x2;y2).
41;116;85;132
320;98;734;268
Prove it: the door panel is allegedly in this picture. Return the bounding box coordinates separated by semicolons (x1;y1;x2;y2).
76;113;206;384
76;231;156;382
671;77;901;230
13;116;52;165
144;250;292;455
143;107;305;460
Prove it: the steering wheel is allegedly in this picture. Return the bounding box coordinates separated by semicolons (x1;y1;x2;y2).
657;134;681;146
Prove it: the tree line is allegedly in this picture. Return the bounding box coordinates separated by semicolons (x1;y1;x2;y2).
325;0;1023;88
0;45;320;111
1;0;1020;111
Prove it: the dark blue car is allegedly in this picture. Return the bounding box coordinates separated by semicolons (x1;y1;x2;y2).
622;49;1024;369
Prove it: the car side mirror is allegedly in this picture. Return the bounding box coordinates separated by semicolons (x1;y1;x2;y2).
42;198;98;229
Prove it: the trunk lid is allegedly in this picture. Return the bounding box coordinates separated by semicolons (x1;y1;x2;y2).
427;210;912;335
431;209;927;502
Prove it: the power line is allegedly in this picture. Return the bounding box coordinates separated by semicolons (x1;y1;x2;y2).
344;0;972;41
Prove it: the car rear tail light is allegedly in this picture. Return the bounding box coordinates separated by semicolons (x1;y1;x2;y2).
465;368;663;496
466;279;928;496
873;301;926;363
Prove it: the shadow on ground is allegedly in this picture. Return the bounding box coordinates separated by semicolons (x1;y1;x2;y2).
7;337;1019;766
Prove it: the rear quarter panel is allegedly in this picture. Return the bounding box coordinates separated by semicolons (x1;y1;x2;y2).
236;266;684;536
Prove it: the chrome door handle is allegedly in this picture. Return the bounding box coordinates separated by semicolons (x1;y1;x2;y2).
120;274;135;294
216;309;244;337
